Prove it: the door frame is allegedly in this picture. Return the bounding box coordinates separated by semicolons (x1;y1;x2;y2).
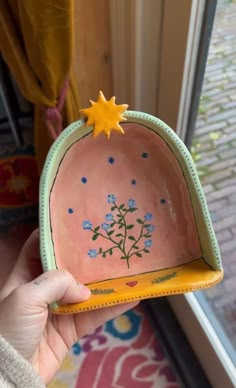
109;0;192;128
169;294;236;387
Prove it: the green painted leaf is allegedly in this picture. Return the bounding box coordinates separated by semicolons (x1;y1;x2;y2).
137;219;144;224
119;239;123;245
111;206;116;211
136;253;142;257
144;234;152;238
118;224;124;229
94;226;100;232
92;234;98;241
109;249;113;255
102;252;106;258
152;272;177;284
91;288;115;295
120;256;126;260
119;204;125;210
115;233;123;237
127;224;134;230
117;214;122;218
129;207;137;213
133;245;139;249
107;230;114;236
99;247;102;253
123;208;128;212
110;222;115;227
128;236;135;241
144;249;150;253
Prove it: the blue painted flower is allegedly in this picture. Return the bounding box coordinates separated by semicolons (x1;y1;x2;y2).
131;179;136;185
82;220;92;230
145;239;152;248
160;198;166;204
146;224;155;233
144;212;153;221
142;152;148;158
105;213;113;221
68;208;74;214
108;156;115;164
81;177;87;184
102;222;111;231
127;198;136;208
107;194;117;203
88;249;97;258
105;309;142;340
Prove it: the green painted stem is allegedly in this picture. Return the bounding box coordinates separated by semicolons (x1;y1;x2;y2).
127;224;144;257
99;245;119;255
129;248;146;259
114;203;127;252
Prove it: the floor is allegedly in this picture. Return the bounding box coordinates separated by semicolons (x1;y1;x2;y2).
193;0;236;353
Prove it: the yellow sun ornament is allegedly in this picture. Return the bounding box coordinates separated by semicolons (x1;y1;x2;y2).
80;91;129;138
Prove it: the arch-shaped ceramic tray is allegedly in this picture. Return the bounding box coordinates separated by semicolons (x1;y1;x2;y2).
40;111;223;314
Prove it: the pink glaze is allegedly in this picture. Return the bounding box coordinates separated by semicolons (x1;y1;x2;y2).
50;123;201;283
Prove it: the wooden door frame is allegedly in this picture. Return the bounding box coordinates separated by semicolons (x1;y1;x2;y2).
110;0;192;130
109;0;163;114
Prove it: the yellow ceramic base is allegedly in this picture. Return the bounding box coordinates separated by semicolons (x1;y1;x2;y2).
52;258;223;314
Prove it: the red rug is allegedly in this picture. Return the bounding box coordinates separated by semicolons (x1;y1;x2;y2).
0;145;38;231
0;154;38;207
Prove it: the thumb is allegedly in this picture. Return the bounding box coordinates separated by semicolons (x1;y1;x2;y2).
0;270;91;364
21;269;91;307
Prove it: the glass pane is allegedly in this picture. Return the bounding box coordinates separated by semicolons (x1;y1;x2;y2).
192;0;236;364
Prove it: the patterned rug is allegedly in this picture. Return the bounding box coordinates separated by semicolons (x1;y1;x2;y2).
0;145;181;388
49;304;181;388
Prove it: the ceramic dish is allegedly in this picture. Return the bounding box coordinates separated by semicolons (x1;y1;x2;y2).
40;93;223;313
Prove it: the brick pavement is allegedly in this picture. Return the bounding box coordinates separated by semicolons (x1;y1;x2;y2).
193;0;236;351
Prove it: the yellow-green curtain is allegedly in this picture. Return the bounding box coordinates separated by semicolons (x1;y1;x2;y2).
0;0;80;171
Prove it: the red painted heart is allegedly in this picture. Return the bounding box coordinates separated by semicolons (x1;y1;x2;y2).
126;281;138;287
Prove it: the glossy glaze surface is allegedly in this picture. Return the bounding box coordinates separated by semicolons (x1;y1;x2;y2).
50;123;201;284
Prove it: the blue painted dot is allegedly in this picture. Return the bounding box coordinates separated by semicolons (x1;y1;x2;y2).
81;177;87;184
160;198;166;204
68;208;74;214
142;152;148;158
131;179;136;185
108;156;115;164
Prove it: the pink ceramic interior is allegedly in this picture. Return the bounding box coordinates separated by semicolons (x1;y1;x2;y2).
50;123;201;284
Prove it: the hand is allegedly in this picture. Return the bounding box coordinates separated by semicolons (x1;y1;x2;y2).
0;230;138;384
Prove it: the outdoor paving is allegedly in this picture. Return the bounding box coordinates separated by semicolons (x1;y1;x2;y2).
193;0;236;351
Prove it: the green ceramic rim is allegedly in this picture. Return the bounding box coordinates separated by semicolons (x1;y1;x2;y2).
39;111;222;276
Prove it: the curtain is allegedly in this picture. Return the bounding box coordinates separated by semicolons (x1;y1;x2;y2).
0;0;80;171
